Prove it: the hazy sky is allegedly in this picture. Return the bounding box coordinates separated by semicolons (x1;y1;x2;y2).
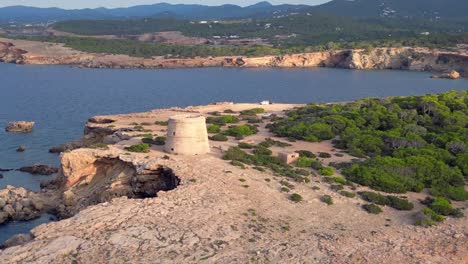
0;0;331;9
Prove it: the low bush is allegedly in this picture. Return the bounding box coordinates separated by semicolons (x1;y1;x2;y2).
210;134;229;141
296;157;313;168
423;197;460;216
318;152;332;158
290;193;303;202
223;109;235;113
339;191;356;198
231;161;246;169
281;187;290;193
223;125;258;138
154;121;168;126
359;191;390;205
422;208;445;222
238;142;254;149
125;143;150;153
207;125;221;133
206;115;239;126
321;195;333;205
362;203;382;214
253;146;273;156
359;191;414;210
240;108;265;115
387;196;414;210
319;167;334;176
295;150;316;158
311;160;323;170
330;184;344;191
295;168;310;176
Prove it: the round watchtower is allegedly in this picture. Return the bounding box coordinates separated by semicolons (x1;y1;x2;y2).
164;115;210;155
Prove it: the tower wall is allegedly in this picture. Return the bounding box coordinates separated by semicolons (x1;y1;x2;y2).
164;115;210;155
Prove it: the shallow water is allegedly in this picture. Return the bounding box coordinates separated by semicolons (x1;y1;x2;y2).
0;63;466;242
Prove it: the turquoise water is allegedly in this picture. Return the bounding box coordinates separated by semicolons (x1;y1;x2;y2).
0;63;466;243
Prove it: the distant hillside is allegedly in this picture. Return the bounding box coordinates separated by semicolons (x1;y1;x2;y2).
0;2;307;22
311;0;468;19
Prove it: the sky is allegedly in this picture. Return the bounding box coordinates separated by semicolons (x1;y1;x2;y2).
0;0;331;9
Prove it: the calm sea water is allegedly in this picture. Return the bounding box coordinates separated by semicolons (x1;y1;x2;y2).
0;63;467;243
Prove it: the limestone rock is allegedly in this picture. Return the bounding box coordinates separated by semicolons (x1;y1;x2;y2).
5;121;35;133
431;70;461;79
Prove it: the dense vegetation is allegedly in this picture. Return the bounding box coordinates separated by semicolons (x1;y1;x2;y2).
54;14;467;47
268;91;468;201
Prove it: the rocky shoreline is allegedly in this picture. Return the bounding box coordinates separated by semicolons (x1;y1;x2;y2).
1;38;467;77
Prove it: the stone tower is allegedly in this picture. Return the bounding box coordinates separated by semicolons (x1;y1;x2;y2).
164;115;210;155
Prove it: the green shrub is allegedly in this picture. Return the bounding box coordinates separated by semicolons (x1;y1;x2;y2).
290;193;303;202
415;216;436;227
295;168;310;176
358;191;390;206
296;157;313;168
241;108;265;115
362;203;382;214
311;160;323;170
125;143;150;153
210;134;229;141
281;187;290;193
135;133;153;139
427;197;453;216
387;196;414;211
318;152;332;158
223;125;258;138
238;142;254;149
295;150;316;158
207;125;221;133
339;191;356;198
223;109;235;113
422;208;445;222
332;177;347;185
154;121;168;126
319;167;334;176
140;122;152;126
206;115;239;126
253;147;272;156
321;195;333;205
231;161;246;169
330;184;344;191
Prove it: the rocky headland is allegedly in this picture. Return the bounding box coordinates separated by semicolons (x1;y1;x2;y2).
1;38;467;77
0;102;466;263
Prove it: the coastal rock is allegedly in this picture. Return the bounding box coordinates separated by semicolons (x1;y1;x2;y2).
16;146;26;152
5;121;35;133
0;186;48;225
0;41;27;64
431;70;461;79
0;173;3;179
19;165;59;175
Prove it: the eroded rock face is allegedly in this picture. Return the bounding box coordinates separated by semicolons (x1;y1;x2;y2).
5;121;35;133
55;150;180;218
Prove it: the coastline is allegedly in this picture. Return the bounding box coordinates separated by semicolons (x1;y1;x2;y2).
1;37;467;77
0;101;466;263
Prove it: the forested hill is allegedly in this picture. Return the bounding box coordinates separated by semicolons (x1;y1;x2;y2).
1;0;467;22
311;0;468;19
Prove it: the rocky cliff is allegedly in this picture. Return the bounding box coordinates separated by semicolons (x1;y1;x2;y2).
1;38;467;76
